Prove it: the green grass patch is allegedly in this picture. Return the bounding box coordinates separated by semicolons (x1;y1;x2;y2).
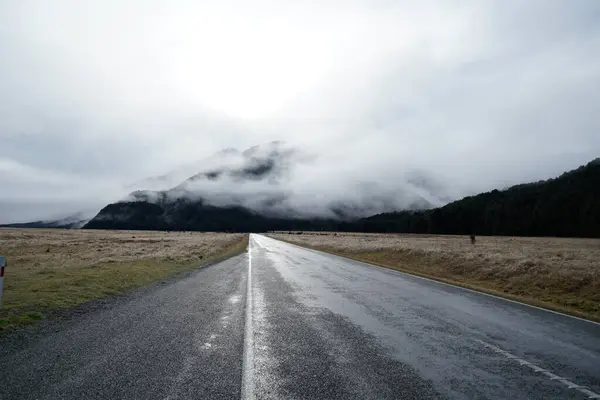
0;233;248;332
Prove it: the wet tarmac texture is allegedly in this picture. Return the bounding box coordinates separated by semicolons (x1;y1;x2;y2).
1;234;598;399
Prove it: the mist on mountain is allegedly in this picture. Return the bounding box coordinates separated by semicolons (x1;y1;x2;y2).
123;141;452;220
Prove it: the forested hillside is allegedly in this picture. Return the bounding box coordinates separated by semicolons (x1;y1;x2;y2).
85;158;600;237
348;159;600;237
84;199;340;232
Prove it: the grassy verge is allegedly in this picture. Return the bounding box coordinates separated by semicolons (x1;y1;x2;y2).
0;231;248;332
270;233;600;323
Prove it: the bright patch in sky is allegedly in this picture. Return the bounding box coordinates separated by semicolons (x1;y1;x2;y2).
170;14;331;119
1;0;599;223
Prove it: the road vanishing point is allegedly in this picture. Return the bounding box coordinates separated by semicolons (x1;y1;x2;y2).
1;234;599;399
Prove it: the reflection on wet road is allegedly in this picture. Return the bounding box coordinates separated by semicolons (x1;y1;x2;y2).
1;234;598;399
246;234;600;399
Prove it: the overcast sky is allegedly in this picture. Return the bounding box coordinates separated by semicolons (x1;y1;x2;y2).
1;0;599;223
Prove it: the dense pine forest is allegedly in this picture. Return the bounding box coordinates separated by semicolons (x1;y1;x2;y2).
347;159;600;237
84;159;600;238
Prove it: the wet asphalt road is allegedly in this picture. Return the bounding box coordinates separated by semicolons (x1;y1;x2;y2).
0;255;248;400
248;235;600;400
1;234;599;399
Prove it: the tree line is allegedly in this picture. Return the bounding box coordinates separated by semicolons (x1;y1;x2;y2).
86;159;600;238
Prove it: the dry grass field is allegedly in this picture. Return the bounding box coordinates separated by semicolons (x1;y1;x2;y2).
268;232;600;321
0;228;247;331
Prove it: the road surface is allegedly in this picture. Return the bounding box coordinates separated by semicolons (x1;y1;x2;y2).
0;234;598;399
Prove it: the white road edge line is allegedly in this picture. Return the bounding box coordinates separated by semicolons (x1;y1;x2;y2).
475;339;600;399
258;235;600;327
241;235;255;400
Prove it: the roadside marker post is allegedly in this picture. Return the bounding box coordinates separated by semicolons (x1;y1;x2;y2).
0;256;5;309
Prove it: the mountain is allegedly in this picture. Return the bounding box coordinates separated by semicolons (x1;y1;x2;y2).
85;150;600;236
1;212;91;229
126;147;241;191
85;141;444;231
347;159;600;238
84;199;341;232
174;140;297;189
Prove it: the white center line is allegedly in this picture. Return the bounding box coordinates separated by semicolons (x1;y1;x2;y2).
475;339;600;399
241;235;255;400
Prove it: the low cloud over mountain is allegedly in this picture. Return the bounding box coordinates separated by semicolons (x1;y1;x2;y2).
114;141;452;222
2;2;599;225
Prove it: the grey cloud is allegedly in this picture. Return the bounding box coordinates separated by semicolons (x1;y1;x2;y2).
123;141;463;221
1;1;599;223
